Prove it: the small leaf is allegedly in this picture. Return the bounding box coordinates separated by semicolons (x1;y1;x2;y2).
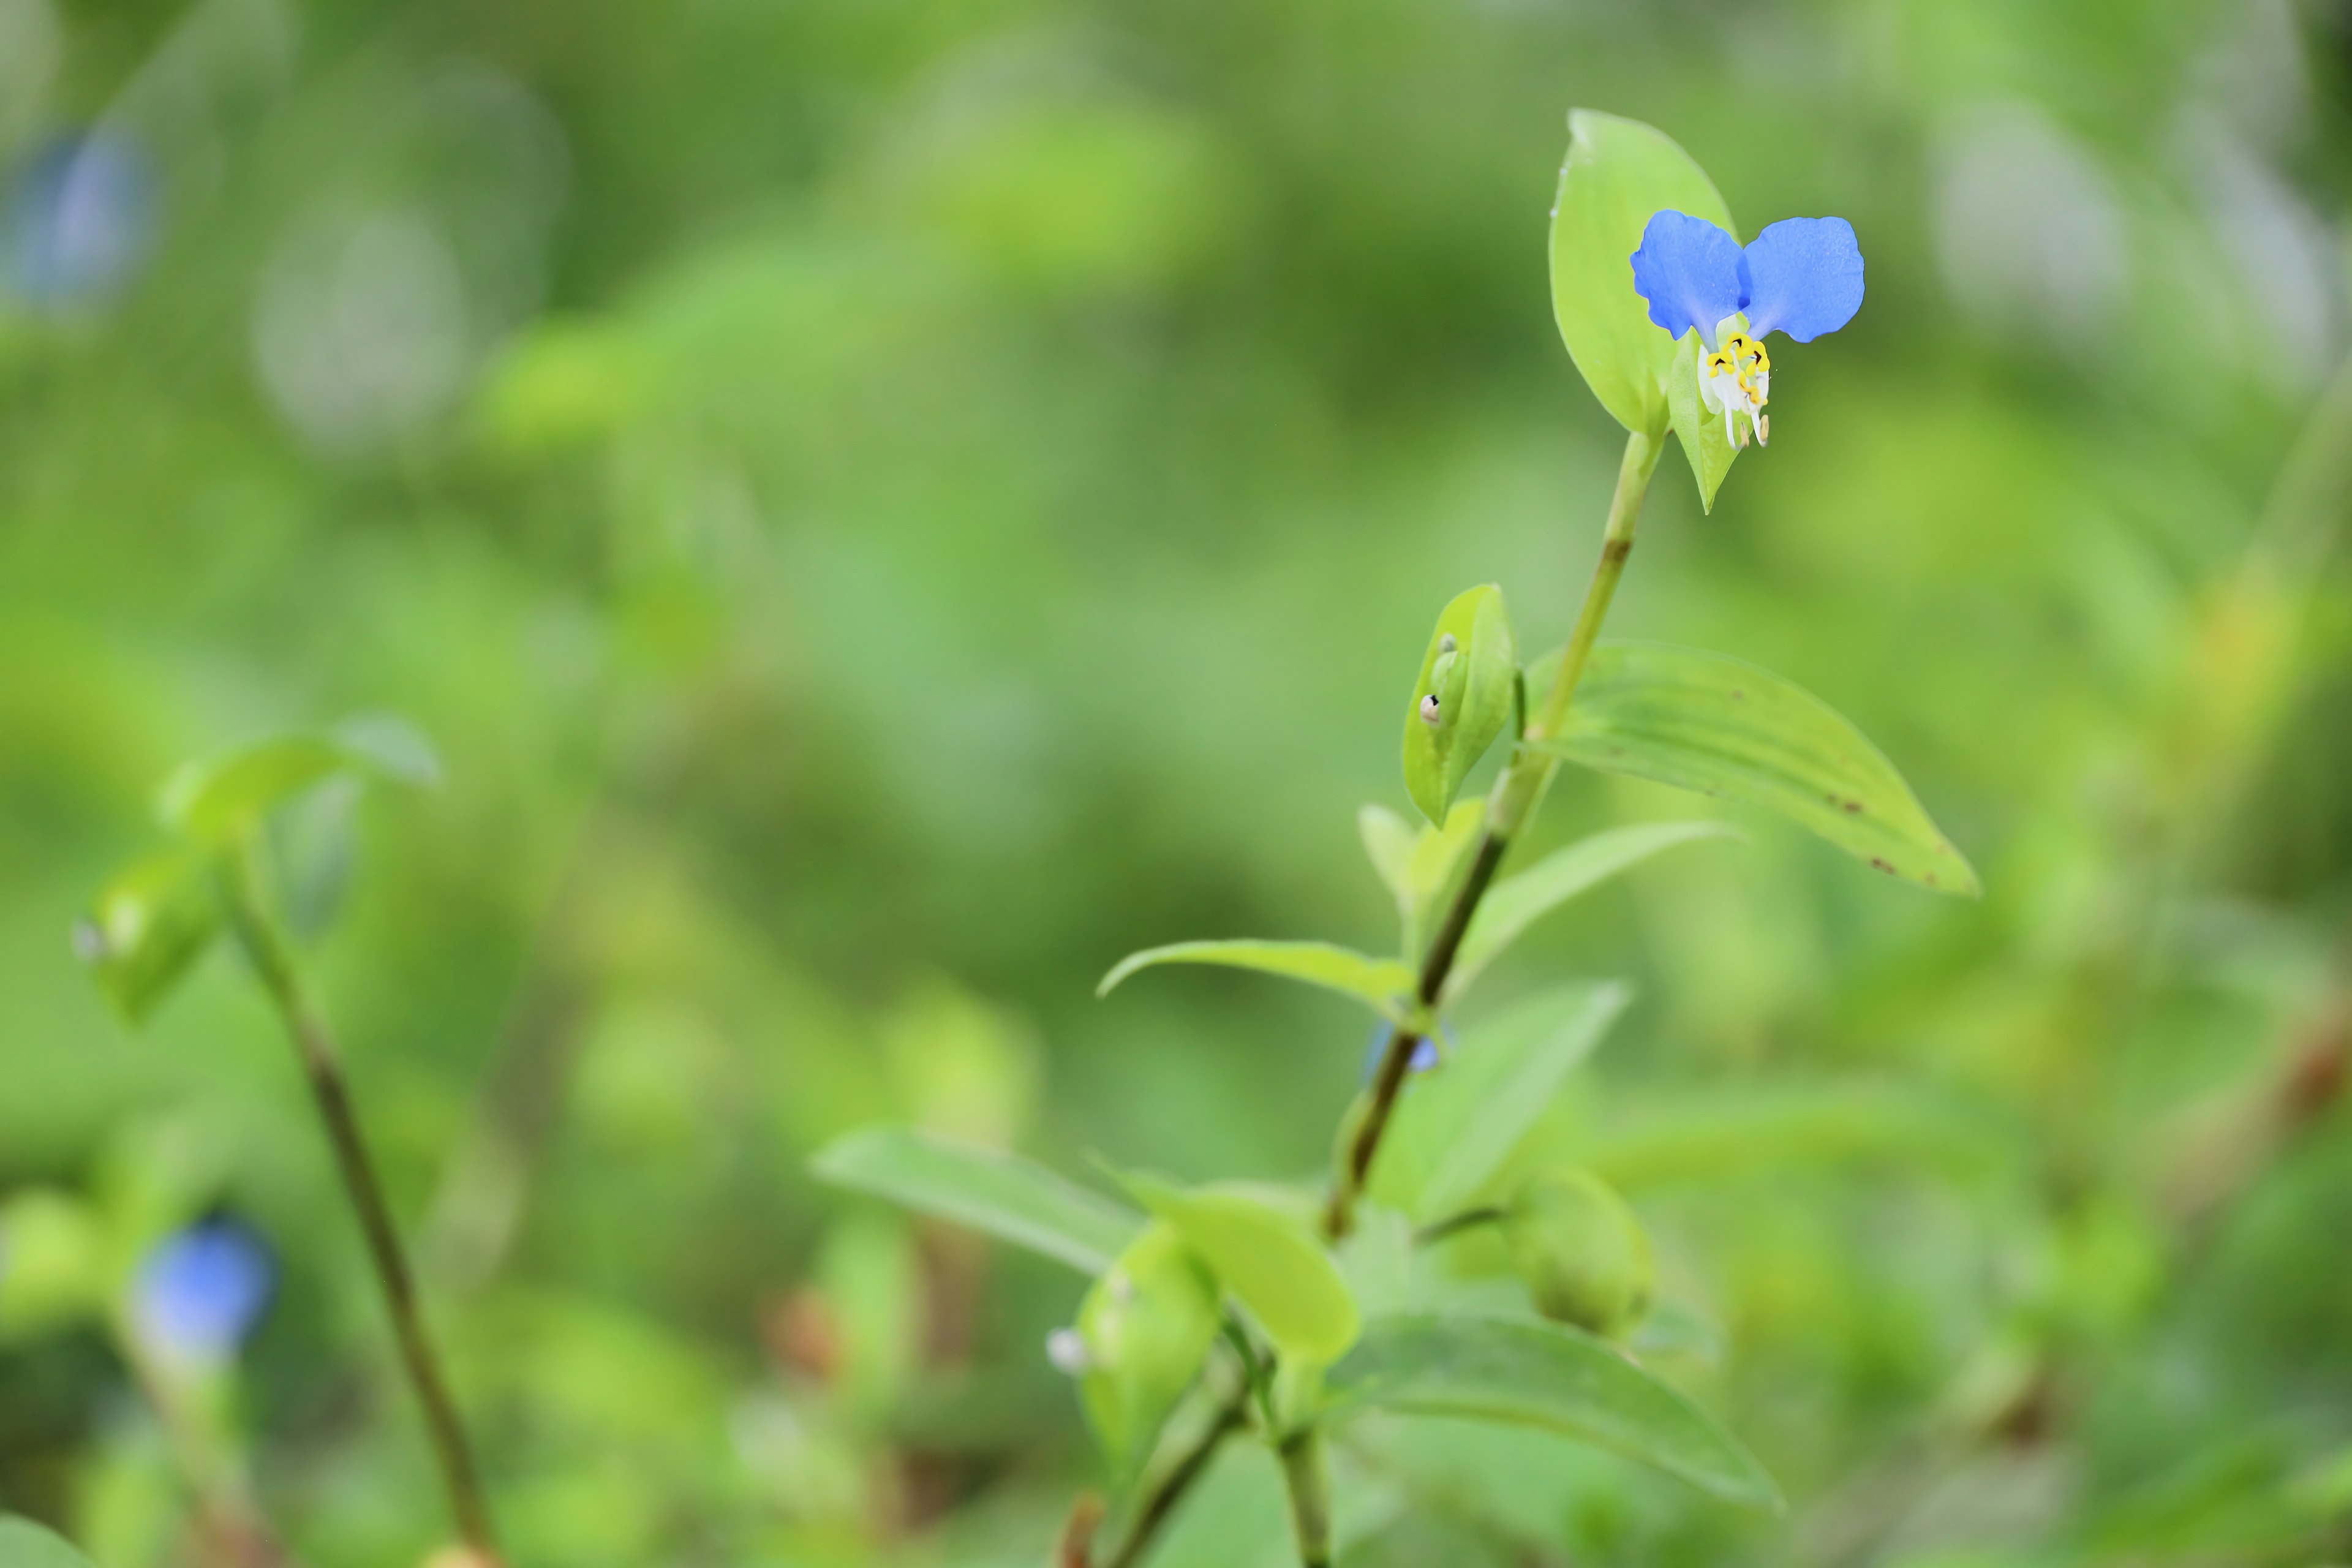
1402;586;1516;826
1448;822;1738;1002
74;849;222;1025
1372;983;1631;1218
812;1126;1141;1273
0;1517;100;1568
1119;1172;1360;1365
1322;1312;1781;1510
1526;643;1979;896
1550;110;1737;438
160;718;439;846
1662;331;1743;513
1076;1223;1224;1479
1098;941;1415;1021
1357;805;1418;922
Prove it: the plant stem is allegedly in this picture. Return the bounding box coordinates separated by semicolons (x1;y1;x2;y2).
1099;1395;1250;1568
1324;428;1660;1238
1276;1428;1334;1568
221;864;500;1562
1413;1204;1508;1246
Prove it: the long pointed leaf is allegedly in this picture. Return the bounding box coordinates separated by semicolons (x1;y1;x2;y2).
1447;823;1739;1001
1323;1311;1780;1510
812;1126;1140;1273
1098;941;1415;1020
0;1517;100;1567
1526;642;1978;896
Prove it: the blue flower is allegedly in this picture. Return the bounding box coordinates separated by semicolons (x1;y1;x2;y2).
1629;211;1864;448
134;1217;275;1363
1360;1023;1447;1082
4;134;155;308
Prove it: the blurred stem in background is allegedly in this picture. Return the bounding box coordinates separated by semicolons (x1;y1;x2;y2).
109;1325;295;1568
1324;426;1660;1241
216;853;500;1564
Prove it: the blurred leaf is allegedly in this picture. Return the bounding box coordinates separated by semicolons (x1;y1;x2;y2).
1119;1172;1360;1364
1662;331;1744;513
0;1191;106;1339
1322;1312;1779;1509
1077;1223;1224;1479
1447;823;1739;1001
1374;983;1631;1219
812;1126;1140;1273
1527;643;1979;895
1403;586;1516;826
0;1517;98;1567
1549;110;1735;439
74;849;221;1025
1586;1084;2009;1189
1098;941;1415;1022
159;717;439;846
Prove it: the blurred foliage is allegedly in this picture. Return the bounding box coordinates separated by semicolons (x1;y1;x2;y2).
3;0;2352;1564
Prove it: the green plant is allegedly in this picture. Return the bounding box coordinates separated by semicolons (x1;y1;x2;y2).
813;110;1975;1566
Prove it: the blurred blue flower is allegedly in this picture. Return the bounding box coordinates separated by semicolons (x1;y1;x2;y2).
1360;1023;1446;1082
1630;211;1864;447
4;132;155;307
135;1217;274;1363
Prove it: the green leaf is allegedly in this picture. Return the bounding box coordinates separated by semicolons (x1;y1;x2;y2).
1402;586;1516;826
1585;1084;2009;1191
1549;110;1736;439
0;1517;99;1568
1076;1223;1224;1479
1447;822;1739;1002
1098;941;1416;1022
160;717;440;845
1662;330;1744;513
1323;1311;1781;1510
74;849;222;1025
0;1191;106;1340
1119;1173;1360;1364
811;1125;1141;1273
1526;642;1979;896
1371;983;1631;1219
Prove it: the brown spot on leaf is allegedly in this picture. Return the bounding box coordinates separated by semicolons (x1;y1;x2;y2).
1869;857;1896;875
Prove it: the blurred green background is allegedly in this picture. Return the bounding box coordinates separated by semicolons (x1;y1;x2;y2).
4;0;2352;1563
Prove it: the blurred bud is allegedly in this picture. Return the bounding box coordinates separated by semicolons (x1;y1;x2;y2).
0;1188;106;1338
133;1216;274;1365
1502;1170;1652;1340
3;131;154;308
1075;1223;1220;1476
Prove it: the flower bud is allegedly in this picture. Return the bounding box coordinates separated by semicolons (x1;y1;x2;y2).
1074;1223;1221;1476
1502;1170;1651;1340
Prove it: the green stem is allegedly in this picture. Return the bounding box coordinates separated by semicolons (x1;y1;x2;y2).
1323;428;1660;1238
219;857;500;1562
1277;1428;1334;1568
1099;1395;1250;1568
1414;1204;1508;1247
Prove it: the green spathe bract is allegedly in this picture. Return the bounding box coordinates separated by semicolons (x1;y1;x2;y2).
1401;585;1517;826
1118;1172;1361;1366
1077;1223;1224;1478
1501;1169;1654;1340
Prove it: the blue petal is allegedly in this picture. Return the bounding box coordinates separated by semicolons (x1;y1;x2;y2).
137;1218;275;1360
1740;217;1864;343
1629;211;1747;346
